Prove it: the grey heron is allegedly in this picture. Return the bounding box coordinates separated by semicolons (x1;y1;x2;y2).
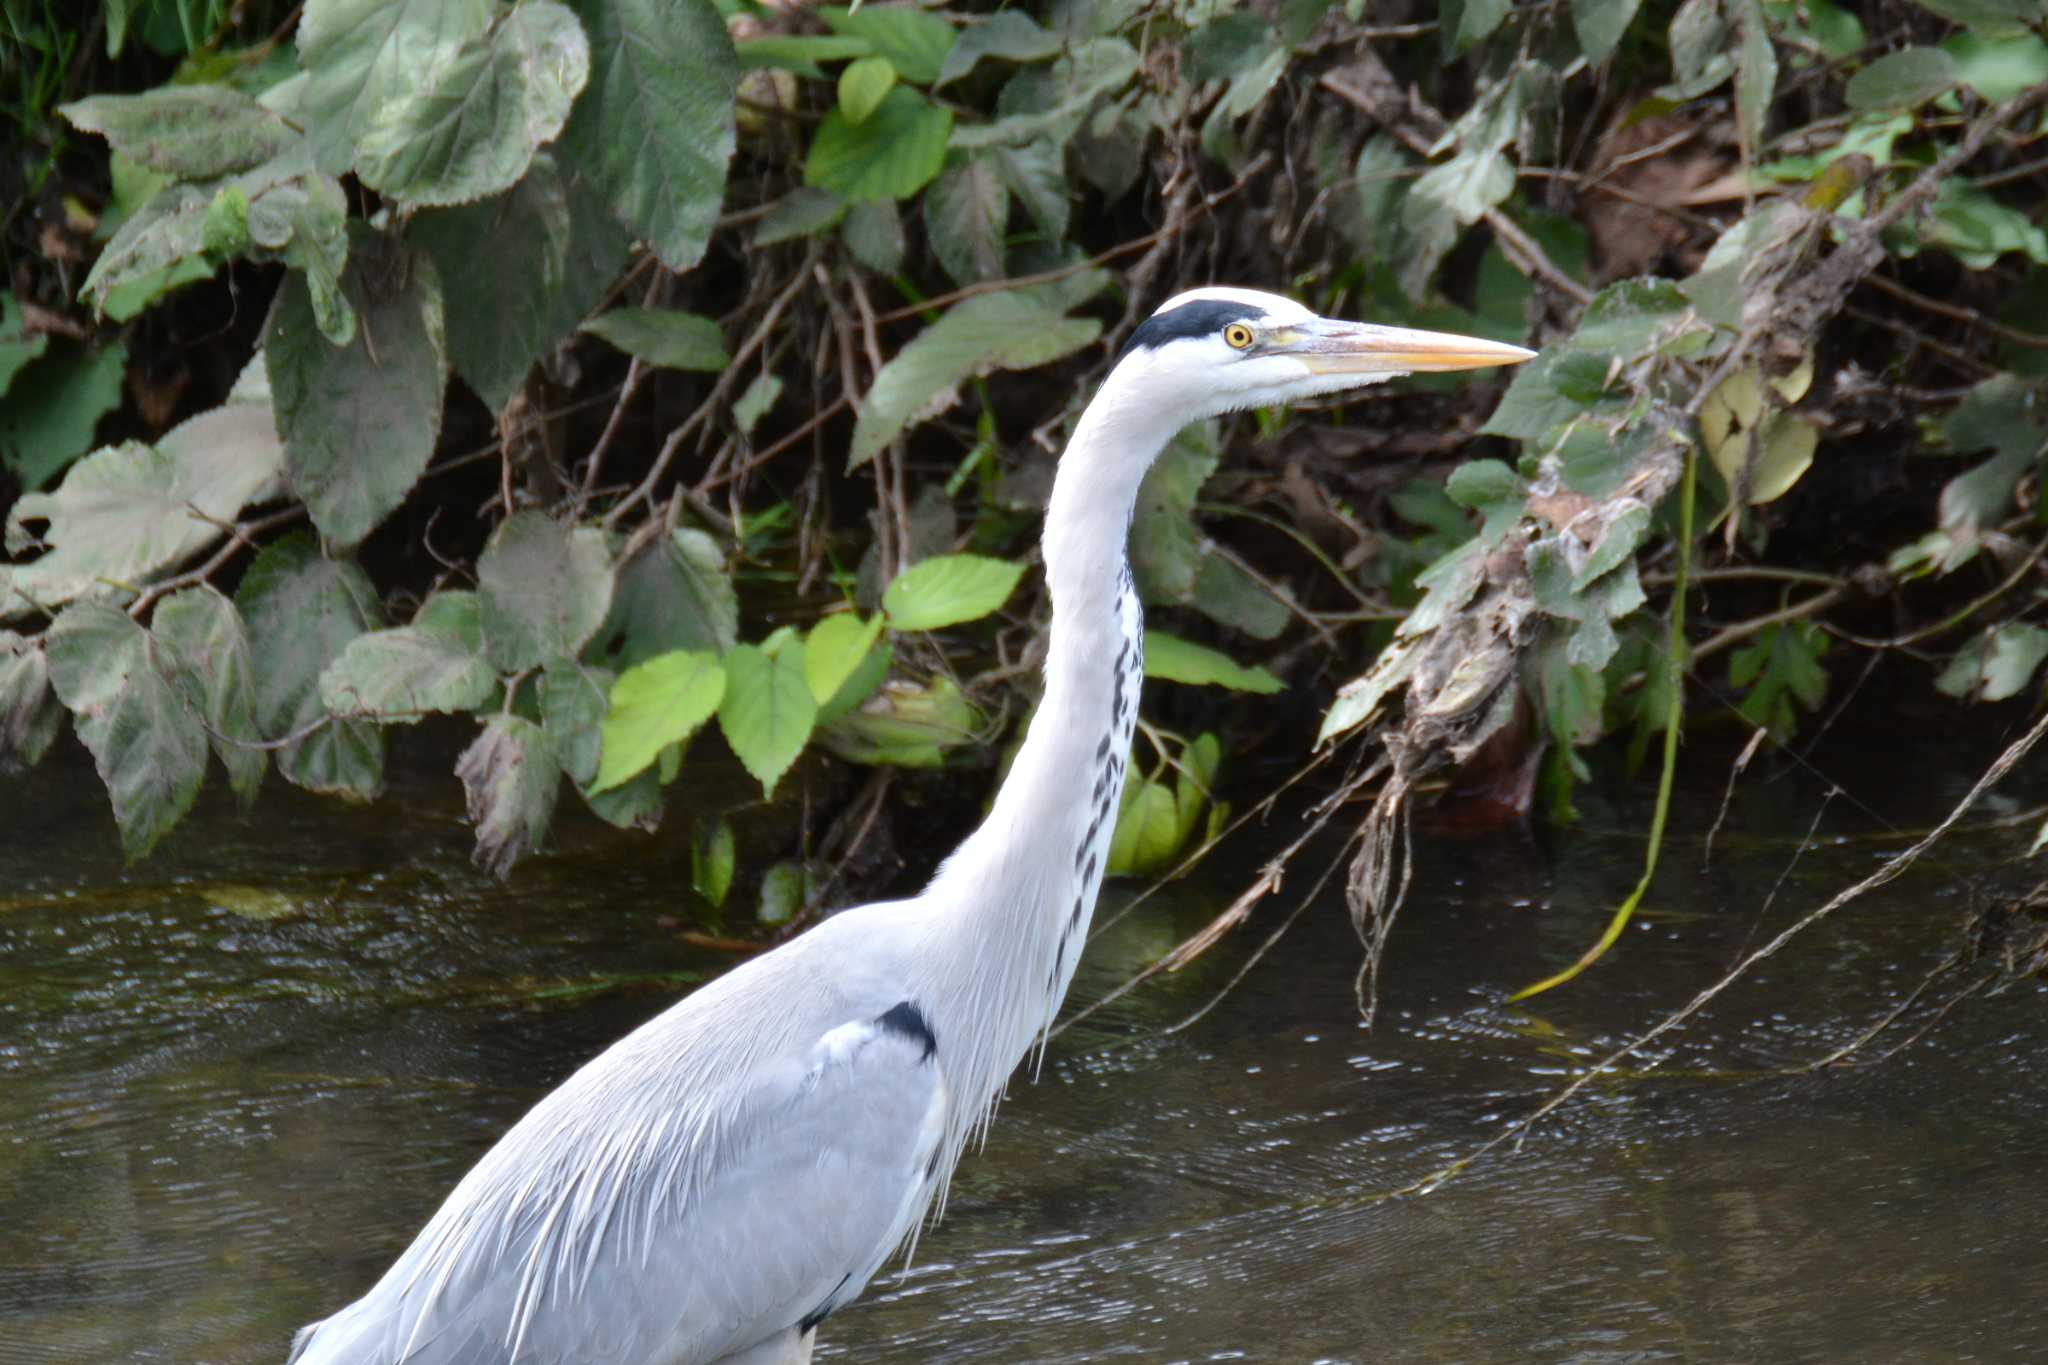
286;288;1533;1365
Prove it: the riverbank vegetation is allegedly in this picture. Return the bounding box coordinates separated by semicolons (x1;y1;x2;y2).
4;0;2047;1008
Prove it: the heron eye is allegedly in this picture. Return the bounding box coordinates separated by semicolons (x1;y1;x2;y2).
1223;322;1255;350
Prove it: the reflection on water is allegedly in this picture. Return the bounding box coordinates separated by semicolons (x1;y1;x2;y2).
2;723;2044;1363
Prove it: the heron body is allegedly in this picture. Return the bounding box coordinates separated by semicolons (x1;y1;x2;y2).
287;289;1531;1364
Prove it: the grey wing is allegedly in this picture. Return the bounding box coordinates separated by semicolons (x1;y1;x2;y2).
289;1004;948;1365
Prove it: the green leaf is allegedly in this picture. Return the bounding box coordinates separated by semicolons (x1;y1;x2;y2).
0;341;126;490
818;674;974;766
1444;457;1528;542
986;137;1067;239
1479;350;1618;439
560;0;737;273
804;612;886;704
1573;0;1643;61
298;0;494;173
1845;47;1958;112
539;660;609;786
1912;0;2042;36
0;632;62;767
1142;629;1283;693
924;155;1006;286
754;186;847;245
593;648;724;793
839;55;897;124
1106;776;1178;877
590;526;736;669
1938;623;2048;703
734;35;874;78
60;85;299;179
1569;277;1701;356
848;276;1103;467
318;596;497;720
1735;0;1776;152
806;85;952;202
352;0;590;208
1130;422;1218;604
934;11;1062;88
1942;30;2048;101
235;532;386;797
819;4;954;84
152;585;266;803
476;510;615;673
1442;0;1511;56
882;553;1026;631
1729;618;1828;740
412;155;633;411
757;859;811;924
733;373;783;436
717;643;816;798
581;308;729;371
1572;503;1654;591
950;38;1138;151
0;292;49;393
45;603;209;859
4;370;284;620
269;234;445;546
458;713;560;878
840;199;906;274
692;814;735;908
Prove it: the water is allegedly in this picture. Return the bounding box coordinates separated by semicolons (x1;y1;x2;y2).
2;718;2044;1363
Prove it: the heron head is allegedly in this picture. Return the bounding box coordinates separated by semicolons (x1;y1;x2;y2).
1114;287;1535;419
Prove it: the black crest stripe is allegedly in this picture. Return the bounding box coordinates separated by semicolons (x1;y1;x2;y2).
1119;299;1268;358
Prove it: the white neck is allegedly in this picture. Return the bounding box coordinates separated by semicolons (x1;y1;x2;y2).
914;365;1173;1163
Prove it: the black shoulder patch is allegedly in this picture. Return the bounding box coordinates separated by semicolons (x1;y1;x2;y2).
876;1000;937;1061
1119;298;1268;359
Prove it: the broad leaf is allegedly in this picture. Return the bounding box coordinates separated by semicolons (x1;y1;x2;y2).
353;0;590;208
839;55;897;124
883;554;1026;631
45;603;208;860
1130;422;1218;603
1943;30;2048;102
560;0;737;273
1845;47;1958;112
269;234;446;546
754;186;847;245
539;661;609;786
691;814;735;908
925;155;1008;285
458;714;560;877
593;648;724;792
581;308;729;370
803;612;885;704
819;5;955;84
412;156;633;411
591;526;737;670
806;85;952;202
477;511;614;673
736;36;874;79
1938;623;2048;703
1142;630;1283;693
235;532;385;797
1106;776;1178;877
318;592;496;719
4;370;284;619
848;276;1103;467
298;0;494;174
934;11;1062;88
986;138;1068;239
841;199;906;274
153;585;266;803
0;630;62;767
0;341;126;490
1736;0;1776;153
61;85;298;179
717;644;817;798
818;675;972;767
1479;350;1619;439
1573;0;1643;61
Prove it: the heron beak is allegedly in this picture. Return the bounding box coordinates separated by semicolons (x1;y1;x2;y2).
1283;319;1537;375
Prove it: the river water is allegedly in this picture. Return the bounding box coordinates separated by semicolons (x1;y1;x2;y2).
2;716;2044;1363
